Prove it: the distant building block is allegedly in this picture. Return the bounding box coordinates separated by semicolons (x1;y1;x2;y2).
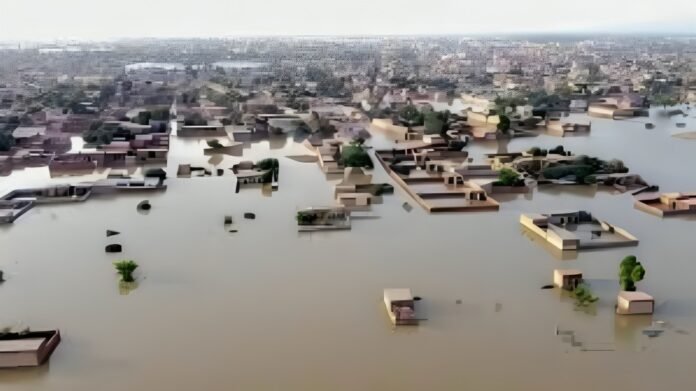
616;291;654;315
553;269;583;290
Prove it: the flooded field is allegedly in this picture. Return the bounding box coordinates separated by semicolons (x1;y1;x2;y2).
2;107;696;390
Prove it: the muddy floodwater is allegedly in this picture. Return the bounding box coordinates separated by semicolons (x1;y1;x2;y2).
2;107;696;390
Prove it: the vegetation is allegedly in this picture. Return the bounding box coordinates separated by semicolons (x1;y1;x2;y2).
494;95;526;114
82;121;113;145
526;90;564;107
113;260;138;283
527;147;548;157
540;154;627;184
206;139;224;148
619;255;646;292
256;158;280;182
296;211;319;225
398;105;424;126
0;131;15;151
340;138;373;169
495;168;524;187
653;94;678;109
573;283;599;307
423;110;449;134
497;115;511;134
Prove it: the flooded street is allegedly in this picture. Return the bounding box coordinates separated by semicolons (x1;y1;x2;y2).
2;107;696;390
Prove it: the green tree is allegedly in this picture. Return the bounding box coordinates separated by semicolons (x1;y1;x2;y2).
399;105;424;126
424;110;449;134
653;95;677;109
619;255;646;292
113;260;138;283
341;141;373;169
496;168;522;186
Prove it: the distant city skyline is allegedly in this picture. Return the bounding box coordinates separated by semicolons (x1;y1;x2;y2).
2;0;696;41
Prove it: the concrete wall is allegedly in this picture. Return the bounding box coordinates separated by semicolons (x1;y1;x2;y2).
371;118;408;138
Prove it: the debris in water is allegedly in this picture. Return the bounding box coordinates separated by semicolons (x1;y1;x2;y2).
0;270;4;283
413;296;422;301
244;212;256;220
455;299;462;304
217;169;224;176
224;216;233;225
105;244;122;253
541;284;554;290
642;329;664;338
137;200;151;211
106;230;120;237
402;202;412;212
228;230;238;233
495;302;502;312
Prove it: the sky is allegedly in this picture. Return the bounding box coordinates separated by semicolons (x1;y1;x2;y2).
2;0;696;41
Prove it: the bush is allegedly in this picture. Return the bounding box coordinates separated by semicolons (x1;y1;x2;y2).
527;147;547;157
206;139;224;148
341;144;373;168
296;211;319;225
113;260;138;282
542;165;595;182
495;168;523;186
0;132;15;151
424;111;449;134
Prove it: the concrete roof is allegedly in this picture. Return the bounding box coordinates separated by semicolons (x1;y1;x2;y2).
619;291;654;301
384;288;413;303
12;126;46;139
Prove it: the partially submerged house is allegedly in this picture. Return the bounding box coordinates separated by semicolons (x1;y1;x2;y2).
374;143;500;213
296;207;351;232
383;289;419;326
634;192;696;217
520;211;638;251
545;118;591;137
0;330;61;368
616;291;654;315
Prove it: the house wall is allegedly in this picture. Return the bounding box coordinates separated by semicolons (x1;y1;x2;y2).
371;118;408;138
0;351;37;368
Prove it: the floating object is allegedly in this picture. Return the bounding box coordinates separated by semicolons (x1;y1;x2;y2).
645;123;655;129
244;212;256;220
642;329;664;338
0;330;61;368
224;216;233;225
105;244;122;253
402;202;412;212
0;270;4;283
540;284;554;290
676;122;686;128
455;299;462;304
384;289;421;326
106;230;120;237
228;230;238;233
217;169;224;176
137;200;151;211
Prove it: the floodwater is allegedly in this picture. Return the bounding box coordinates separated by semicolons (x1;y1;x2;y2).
2;107;696;390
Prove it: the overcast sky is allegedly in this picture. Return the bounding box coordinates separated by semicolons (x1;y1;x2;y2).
2;0;696;41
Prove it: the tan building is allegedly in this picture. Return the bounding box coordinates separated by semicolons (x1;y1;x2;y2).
616;291;654;315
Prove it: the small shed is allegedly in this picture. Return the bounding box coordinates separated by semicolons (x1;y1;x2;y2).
616;291;654;315
553;269;583;290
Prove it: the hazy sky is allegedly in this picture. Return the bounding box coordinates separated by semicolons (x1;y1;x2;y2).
2;0;696;41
